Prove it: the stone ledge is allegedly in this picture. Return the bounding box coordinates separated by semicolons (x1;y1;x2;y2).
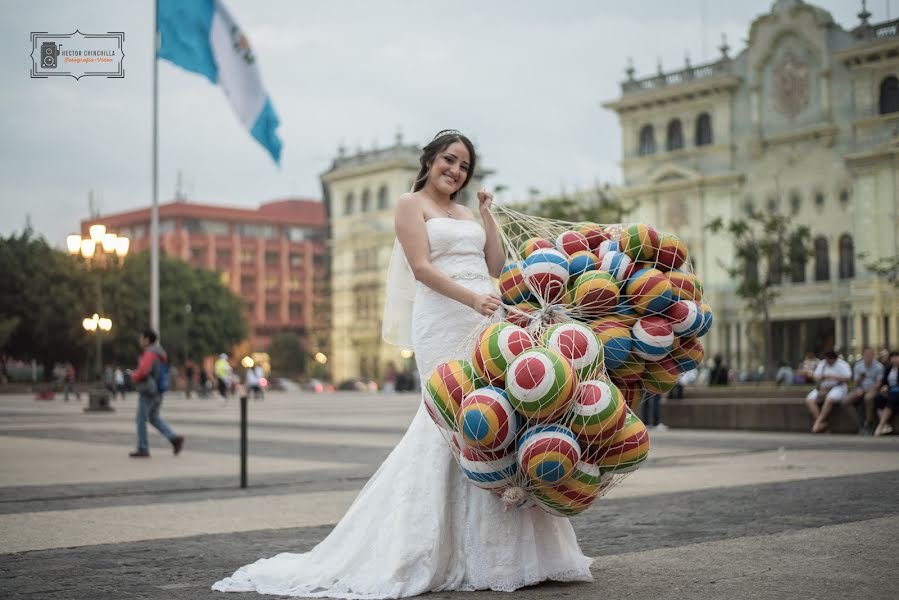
663;396;896;433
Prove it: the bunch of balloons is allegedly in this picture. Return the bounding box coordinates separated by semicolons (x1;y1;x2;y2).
424;209;711;517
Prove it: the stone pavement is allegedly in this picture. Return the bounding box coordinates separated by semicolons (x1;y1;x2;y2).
0;391;896;599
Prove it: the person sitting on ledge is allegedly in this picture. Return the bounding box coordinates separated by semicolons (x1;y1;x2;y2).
795;351;819;385
846;347;884;435
804;349;852;433
874;351;899;436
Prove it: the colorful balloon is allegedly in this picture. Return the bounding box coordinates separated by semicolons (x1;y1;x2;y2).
499;262;532;305
655;233;688;271
696;302;713;338
459;446;519;489
609;356;645;383
506;347;578;421
522;248;570;304
533;459;612;516
424;360;481;430
665;299;703;337
618;224;660;262
667;270;699;302
519;237;554;259
567;250;599;278
457;386;520;451
598;250;635;283
642;357;680;394
589;317;632;371
472;322;536;386
632;315;674;362
569;379;627;449
670;337;704;372
625;267;675;316
596;412;650;473
542;322;604;381
574;222;608;253
572;271;619;317
518;424;582;486
556;231;591;257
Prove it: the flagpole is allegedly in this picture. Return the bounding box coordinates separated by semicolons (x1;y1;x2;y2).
151;0;160;335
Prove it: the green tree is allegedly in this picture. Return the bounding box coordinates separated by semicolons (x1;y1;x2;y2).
268;332;306;376
101;251;246;367
0;230;93;380
706;210;813;377
857;253;899;287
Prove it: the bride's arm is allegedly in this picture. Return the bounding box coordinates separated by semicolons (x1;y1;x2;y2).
477;190;504;278
395;194;500;316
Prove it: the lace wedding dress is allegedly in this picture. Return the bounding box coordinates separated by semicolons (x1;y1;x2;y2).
212;218;593;598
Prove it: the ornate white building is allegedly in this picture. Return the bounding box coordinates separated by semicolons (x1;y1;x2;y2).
320;135;488;383
603;0;899;371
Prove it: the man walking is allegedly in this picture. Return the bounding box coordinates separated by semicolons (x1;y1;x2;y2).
129;329;184;458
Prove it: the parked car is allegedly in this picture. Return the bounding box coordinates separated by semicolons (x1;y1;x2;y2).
337;378;379;392
268;377;300;392
301;378;326;393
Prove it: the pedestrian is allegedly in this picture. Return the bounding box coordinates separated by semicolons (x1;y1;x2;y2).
709;354;729;386
383;362;397;393
245;361;264;400
102;365;115;395
874;351;899;436
199;368;210;398
804;348;852;433
795;351;819;384
846;347;884;434
129;328;184;458
63;363;78;401
641;391;667;431
114;366;126;399
214;353;232;399
184;359;196;398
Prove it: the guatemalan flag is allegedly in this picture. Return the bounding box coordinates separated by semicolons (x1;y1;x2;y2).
157;0;282;164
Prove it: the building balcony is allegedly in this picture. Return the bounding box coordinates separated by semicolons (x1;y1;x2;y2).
621;58;733;95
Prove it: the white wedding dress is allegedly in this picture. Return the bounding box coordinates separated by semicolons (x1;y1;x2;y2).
212;218;593;598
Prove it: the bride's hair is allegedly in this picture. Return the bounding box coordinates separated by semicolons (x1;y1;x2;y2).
413;129;477;200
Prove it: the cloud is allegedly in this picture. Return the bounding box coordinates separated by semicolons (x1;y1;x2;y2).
0;0;864;246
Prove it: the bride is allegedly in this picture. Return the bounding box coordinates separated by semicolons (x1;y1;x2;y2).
212;130;593;598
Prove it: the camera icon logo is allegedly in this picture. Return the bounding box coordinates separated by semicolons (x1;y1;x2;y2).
41;41;60;69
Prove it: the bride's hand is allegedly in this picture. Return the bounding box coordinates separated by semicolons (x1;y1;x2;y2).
472;292;502;316
477;189;493;212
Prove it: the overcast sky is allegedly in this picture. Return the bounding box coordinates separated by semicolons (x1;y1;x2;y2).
0;0;869;247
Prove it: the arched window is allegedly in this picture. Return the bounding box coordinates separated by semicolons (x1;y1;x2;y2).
790;191;801;214
666;119;683;151
377;185;389;210
638;125;656;156
838;234;855;280
695;113;713;146
789;234;807;283
769;245;783;285
879;76;899;115
343;192;355;216
361;189;371;213
814;236;830;282
745;247;759;286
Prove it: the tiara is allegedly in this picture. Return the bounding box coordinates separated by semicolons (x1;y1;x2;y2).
432;129;463;141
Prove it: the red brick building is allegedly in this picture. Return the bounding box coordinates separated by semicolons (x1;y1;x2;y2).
81;198;330;352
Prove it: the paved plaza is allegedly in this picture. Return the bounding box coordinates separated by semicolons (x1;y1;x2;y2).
0;390;896;599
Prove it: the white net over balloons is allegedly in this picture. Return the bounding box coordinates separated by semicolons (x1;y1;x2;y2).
423;205;711;517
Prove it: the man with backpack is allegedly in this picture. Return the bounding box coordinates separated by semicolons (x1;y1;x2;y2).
129;328;184;458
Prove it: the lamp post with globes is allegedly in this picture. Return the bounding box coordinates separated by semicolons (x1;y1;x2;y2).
67;224;129;411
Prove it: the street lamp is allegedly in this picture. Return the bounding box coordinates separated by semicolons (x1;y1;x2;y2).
68;225;129;411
